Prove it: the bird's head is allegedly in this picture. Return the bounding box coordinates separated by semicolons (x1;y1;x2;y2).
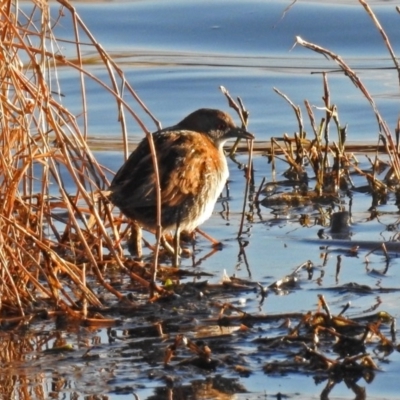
177;108;254;148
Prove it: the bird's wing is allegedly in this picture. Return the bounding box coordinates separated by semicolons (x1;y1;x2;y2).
109;131;217;208
159;133;213;207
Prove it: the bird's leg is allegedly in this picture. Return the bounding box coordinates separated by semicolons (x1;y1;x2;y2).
173;226;181;267
161;235;175;255
127;221;143;257
160;234;182;266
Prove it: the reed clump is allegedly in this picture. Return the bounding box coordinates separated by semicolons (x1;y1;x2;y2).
0;0;160;324
263;31;400;212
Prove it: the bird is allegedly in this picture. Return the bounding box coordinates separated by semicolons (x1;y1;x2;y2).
109;108;254;264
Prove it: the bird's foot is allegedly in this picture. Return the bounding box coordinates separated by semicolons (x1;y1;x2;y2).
195;228;223;248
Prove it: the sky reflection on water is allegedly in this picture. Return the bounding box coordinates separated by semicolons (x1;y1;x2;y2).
52;0;400;145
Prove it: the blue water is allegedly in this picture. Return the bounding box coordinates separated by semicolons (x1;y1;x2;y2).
51;0;400;144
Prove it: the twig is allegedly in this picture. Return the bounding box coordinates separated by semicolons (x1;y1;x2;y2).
359;0;400;86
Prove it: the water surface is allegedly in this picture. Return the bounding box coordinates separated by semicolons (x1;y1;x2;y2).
54;0;400;144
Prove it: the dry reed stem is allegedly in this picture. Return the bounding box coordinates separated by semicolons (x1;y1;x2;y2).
304;99;318;138
359;0;400;85
322;72;331;173
0;0;167;319
295;36;400;182
56;0;163;289
219;86;254;238
55;2;165;275
273;87;304;137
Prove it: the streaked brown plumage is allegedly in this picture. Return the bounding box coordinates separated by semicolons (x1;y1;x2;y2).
109;108;254;258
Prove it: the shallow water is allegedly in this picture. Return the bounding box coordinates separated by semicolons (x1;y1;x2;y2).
6;1;400;399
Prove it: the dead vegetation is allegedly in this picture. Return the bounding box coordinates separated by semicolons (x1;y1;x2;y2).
0;0;162;324
262;27;400;224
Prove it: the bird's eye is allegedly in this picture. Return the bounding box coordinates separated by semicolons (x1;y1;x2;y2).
218;123;226;131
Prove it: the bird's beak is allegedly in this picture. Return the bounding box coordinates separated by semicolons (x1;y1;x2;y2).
229;127;255;140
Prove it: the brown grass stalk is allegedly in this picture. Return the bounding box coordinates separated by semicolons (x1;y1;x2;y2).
295;36;400;181
359;0;400;86
0;0;169;319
